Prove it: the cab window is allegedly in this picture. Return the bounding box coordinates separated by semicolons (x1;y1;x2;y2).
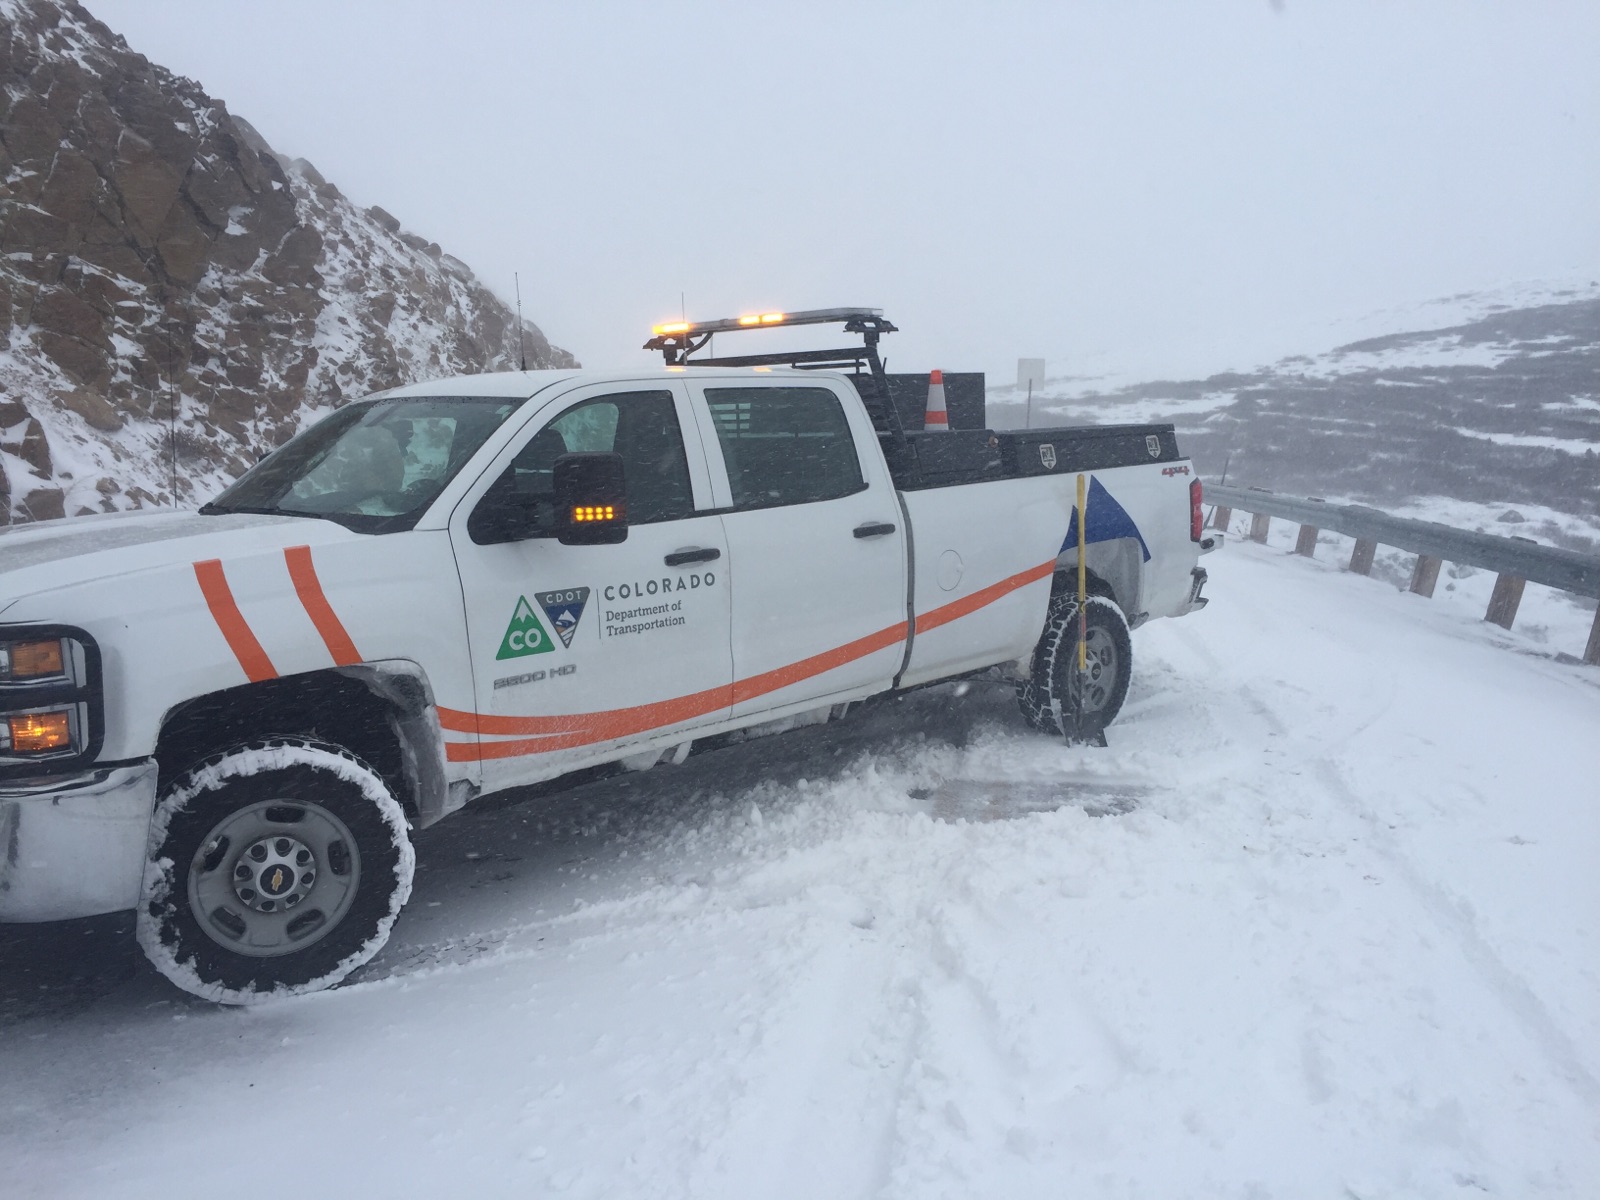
493;390;694;525
705;386;865;509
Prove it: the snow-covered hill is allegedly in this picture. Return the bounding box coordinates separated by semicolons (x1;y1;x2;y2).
993;280;1600;554
0;0;573;525
3;539;1596;1197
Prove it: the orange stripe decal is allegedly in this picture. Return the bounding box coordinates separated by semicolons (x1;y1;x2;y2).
440;679;733;741
437;707;480;735
193;560;278;683
915;559;1055;635
441;558;1056;761
437;621;908;741
730;621;906;706
444;683;734;762
285;546;362;666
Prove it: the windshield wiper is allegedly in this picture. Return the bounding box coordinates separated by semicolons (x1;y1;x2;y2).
198;502;338;524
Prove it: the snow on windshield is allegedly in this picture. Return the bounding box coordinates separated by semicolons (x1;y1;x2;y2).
209;396;520;531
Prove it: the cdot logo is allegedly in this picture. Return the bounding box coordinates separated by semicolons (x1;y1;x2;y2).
496;596;556;660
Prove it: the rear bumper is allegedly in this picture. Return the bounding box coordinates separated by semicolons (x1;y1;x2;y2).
1179;566;1210;614
0;761;157;922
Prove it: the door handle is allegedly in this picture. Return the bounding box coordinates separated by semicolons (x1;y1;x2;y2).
664;547;721;567
853;522;897;539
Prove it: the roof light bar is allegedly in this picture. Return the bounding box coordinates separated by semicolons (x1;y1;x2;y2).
640;305;903;436
649;307;882;339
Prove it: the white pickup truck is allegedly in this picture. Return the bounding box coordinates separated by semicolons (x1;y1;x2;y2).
0;308;1210;1002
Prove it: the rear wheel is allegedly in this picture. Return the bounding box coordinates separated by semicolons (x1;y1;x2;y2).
1016;595;1132;738
138;740;414;1004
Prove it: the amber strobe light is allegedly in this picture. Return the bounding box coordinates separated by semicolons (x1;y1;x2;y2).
6;709;73;753
0;638;65;680
572;505;617;523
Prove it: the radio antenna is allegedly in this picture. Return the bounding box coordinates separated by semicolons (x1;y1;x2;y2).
165;323;179;506
514;272;528;371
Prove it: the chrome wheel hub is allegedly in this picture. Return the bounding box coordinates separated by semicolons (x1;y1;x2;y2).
233;834;316;913
188;800;362;958
1071;627;1119;713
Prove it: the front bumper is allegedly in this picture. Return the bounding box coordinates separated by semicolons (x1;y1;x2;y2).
0;761;158;922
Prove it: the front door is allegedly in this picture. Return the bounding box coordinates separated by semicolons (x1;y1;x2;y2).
447;383;733;789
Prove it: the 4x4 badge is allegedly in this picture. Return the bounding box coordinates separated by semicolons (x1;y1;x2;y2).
536;587;591;649
495;596;555;659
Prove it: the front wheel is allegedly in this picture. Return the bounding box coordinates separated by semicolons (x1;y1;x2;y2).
1016;595;1132;739
137;740;415;1004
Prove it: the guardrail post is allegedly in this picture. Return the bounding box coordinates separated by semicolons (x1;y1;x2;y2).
1295;525;1318;557
1485;573;1526;629
1409;555;1442;599
1349;539;1377;576
1250;513;1271;544
1586;604;1600;666
1211;504;1232;531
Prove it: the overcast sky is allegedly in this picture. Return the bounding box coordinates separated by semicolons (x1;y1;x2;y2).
86;0;1600;386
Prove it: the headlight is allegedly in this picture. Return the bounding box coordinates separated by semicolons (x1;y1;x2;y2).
0;638;67;682
0;708;77;753
0;628;101;769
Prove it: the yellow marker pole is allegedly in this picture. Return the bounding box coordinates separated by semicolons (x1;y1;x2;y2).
1076;474;1088;673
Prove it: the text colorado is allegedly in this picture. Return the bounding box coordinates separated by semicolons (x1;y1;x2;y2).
602;571;715;601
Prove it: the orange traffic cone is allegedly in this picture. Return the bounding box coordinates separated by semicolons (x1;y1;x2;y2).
924;369;949;431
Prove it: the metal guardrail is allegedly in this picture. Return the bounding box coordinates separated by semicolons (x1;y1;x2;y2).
1207;483;1600;665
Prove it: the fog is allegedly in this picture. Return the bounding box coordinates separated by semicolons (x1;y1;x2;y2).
86;0;1600;385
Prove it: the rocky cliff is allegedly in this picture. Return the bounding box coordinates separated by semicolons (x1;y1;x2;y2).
0;0;574;524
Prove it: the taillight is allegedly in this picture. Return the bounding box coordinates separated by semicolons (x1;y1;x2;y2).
1190;478;1203;541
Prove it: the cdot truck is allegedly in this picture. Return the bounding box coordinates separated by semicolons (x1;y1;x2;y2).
0;308;1212;1002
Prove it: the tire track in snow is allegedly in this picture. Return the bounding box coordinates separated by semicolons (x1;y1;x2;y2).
685;884;929;1200
1173;561;1600;1108
1311;758;1600;1106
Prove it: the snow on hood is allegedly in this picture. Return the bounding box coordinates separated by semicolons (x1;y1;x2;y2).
0;508;335;610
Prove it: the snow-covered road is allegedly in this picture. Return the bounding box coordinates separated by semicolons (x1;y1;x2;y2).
4;539;1597;1198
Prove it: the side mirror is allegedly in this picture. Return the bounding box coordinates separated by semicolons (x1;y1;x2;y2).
553;452;628;545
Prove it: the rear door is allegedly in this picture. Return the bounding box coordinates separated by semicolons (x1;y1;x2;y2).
447;382;733;788
686;377;908;720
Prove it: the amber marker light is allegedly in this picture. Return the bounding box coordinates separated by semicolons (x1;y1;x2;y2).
1;638;65;680
572;505;617;523
7;709;72;753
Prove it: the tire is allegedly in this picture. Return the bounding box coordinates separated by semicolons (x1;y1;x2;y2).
137;739;415;1005
1016;594;1132;738
1016;593;1074;733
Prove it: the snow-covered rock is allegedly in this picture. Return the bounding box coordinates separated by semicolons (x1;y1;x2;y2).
0;0;575;524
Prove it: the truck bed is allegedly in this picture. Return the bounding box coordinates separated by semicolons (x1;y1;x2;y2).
839;371;1182;491
880;425;1182;491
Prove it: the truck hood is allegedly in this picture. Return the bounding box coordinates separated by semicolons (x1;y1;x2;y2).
0;509;348;613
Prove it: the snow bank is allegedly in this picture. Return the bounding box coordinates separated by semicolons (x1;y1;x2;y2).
2;544;1597;1197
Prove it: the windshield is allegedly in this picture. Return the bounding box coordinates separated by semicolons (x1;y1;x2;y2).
204;396;523;532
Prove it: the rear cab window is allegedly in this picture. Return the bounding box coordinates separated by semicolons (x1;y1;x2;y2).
703;386;866;509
